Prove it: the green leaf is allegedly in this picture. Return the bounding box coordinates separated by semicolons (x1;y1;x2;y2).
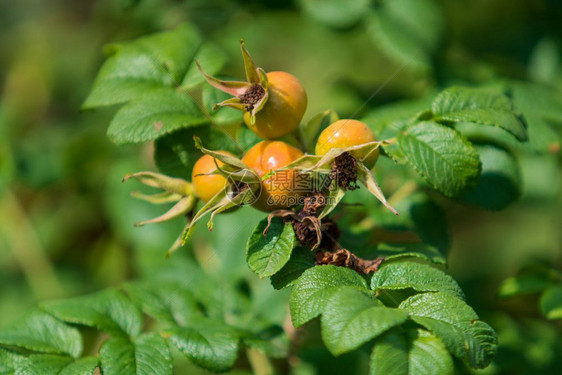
242;327;289;359
376;243;446;265
271;247;316;290
371;261;464;299
168;318;239;372
397;121;481;197
377;192;450;255
107;89;207;144
454;121;521;151
432;86;528;141
362;96;434;140
246;217;296;278
529;38;560;84
400;293;497;368
368;0;444;73
299;109;339;153
154;125;241;180
540;285;562;319
321;287;407;355
41;288;142;337
181;43;228;90
510;81;562;153
319;186;346;219
236;125;262;153
362;96;434;164
289;265;368;327
460;145;521;210
124;281;202;327
0;310;82;358
99;334;172;375
406;194;450;255
17;355;98;375
83;23;202;108
370;329;453;375
498;275;552;298
0;347;25;373
299;0;371;28
509;81;562;126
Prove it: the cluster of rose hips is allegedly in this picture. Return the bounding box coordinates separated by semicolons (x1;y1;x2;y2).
126;41;395;255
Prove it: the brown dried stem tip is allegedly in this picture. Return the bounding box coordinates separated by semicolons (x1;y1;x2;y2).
315;249;385;275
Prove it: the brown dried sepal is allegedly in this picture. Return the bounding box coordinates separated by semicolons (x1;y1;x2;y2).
302;191;326;216
330;152;359;191
318;218;340;251
262;192;340;251
315;249;385;275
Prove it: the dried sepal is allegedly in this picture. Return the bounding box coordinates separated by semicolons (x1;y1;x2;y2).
193;136;255;176
356;162;398;215
124;171;197;229
211;97;248;112
318;186;346;219
166;233;184;257
173;138;263;250
259;139;398;215
196;39;270;118
134;195;195;227
123;171;192;196
263;205;331;251
130;190;183;204
179;182;260;247
195;60;250;96
240;39;260;84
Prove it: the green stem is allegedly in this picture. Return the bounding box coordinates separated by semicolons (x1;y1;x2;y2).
387;180;418;206
0;189;63;299
246;347;274;375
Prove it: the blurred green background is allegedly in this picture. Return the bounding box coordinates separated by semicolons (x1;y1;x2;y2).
1;0;561;373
